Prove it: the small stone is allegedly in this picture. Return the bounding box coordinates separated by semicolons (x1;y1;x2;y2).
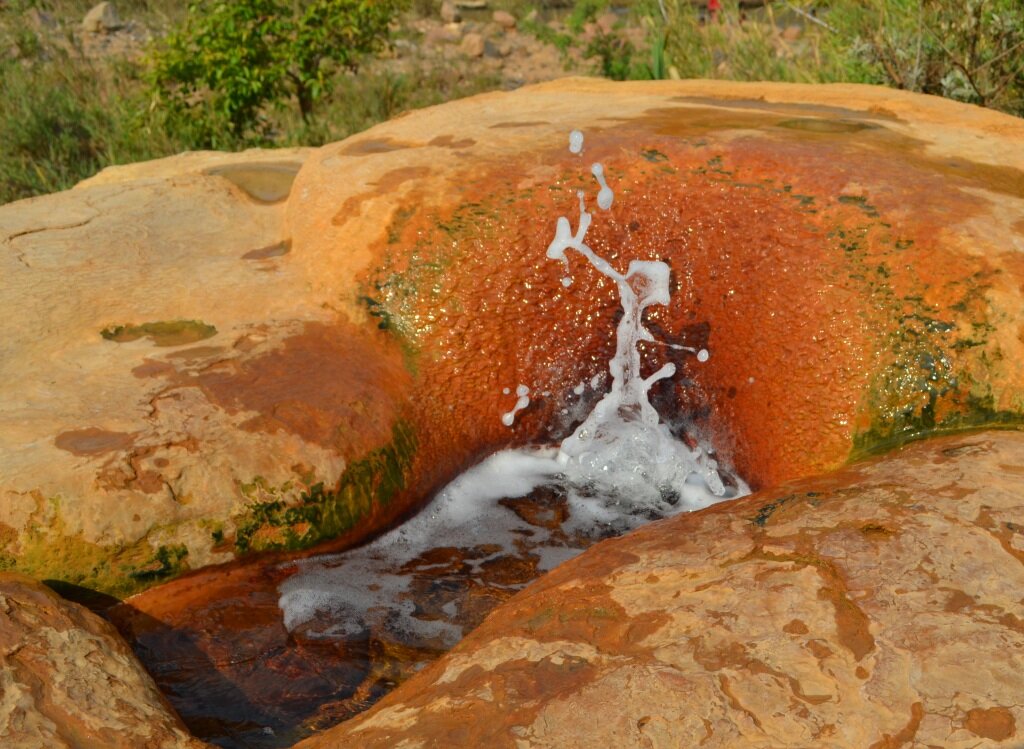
440;0;461;24
81;2;121;34
595;11;618;35
781;25;803;41
425;24;462;45
460;32;485;58
493;10;516;30
484;38;511;59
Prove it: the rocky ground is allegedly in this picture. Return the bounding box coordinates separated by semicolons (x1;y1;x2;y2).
6;1;635;89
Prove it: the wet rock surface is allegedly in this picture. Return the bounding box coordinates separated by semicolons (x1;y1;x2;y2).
297;430;1024;748
0;572;205;749
109;486;601;747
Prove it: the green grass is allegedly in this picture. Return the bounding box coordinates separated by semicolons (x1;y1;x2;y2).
0;2;501;205
1;0;1020;206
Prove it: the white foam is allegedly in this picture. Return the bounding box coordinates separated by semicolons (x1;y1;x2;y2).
278;447;564;646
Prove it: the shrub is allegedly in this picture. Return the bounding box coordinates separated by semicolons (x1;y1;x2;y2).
648;0;1024;117
824;0;1024;114
147;0;407;145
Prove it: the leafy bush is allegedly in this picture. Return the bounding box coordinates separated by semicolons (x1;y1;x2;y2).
648;0;1024;116
148;0;406;145
824;0;1024;113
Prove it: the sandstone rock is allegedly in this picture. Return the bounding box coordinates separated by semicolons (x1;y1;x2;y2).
440;0;460;24
287;77;1024;511
0;147;411;595
296;430;1024;748
81;2;120;33
6;79;1024;605
425;23;462;45
459;31;485;57
493;10;516;30
5;79;1008;743
0;572;205;748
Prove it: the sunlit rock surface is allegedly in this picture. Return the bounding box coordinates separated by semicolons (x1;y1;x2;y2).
0;147;416;594
296;430;1024;749
2;79;1024;594
0;572;206;749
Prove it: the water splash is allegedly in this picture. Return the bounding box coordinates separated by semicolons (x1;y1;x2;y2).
278;130;746;650
542;146;730;507
568;129;584;154
501;384;531;426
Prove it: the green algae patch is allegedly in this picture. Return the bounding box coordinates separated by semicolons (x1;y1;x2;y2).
101;320;217;347
129;544;190;583
5;530;186;599
234;421;418;554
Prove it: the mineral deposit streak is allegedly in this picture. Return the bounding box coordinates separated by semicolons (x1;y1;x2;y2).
277;130;746;663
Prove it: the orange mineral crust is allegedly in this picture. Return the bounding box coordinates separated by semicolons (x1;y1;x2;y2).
309;113;1020;497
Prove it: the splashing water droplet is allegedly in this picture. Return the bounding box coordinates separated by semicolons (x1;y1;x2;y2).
569;130;584;154
591;163;614;210
502;384;531;426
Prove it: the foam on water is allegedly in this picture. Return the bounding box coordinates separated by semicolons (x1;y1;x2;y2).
278;130;747;647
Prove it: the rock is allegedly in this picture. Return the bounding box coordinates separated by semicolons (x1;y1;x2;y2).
287;77;1024;505
81;2;120;33
6;79;1024;606
595;11;619;34
294;430;1024;748
492;10;516;30
0;147;415;596
455;0;487;8
0;572;206;748
424;23;462;45
782;24;803;41
484;37;511;59
439;0;460;24
104;80;1024;743
459;31;485;57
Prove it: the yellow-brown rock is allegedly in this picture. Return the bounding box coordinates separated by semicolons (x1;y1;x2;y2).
0;147;416;594
0;572;206;749
296;429;1024;748
5;77;1024;600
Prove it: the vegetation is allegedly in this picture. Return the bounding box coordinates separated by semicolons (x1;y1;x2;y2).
649;0;1024;113
149;0;405;144
0;0;1021;205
